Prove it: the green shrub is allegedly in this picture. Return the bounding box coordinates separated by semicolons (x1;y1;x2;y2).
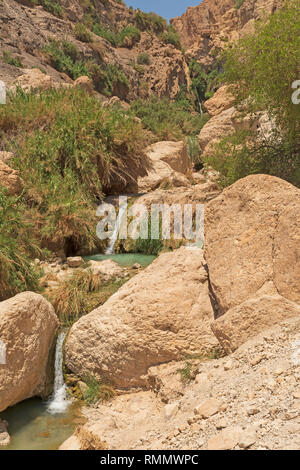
0;87;147;257
224;0;300;144
131;96;209;140
135;11;167;33
207;0;300;188
74;23;93;43
0;187;40;301
42;41;88;79
160;26;182;50
38;0;63;17
137;52;150;65
2;51;23;68
82;375;116;405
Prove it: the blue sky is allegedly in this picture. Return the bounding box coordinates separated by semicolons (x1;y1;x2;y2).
124;1;201;21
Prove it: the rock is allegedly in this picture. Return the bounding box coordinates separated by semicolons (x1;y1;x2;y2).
205;175;300;313
238;427;257;449
192;172;206;184
0;292;59;412
67;256;84;268
0;161;23;196
87;259;125;279
0;420;10;447
211;282;300;354
73;76;94;95
59;435;81;451
0;152;13;164
171;0;281;69
78;381;88;396
194;398;222;419
132;263;141;270
204;86;235;117
137;141;192;192
207;426;241;450
164;403;179;420
215;418;227;430
65;247;218;388
10;68;53;93
198;106;237;153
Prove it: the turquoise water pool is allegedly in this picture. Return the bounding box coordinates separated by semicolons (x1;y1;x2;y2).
0;399;83;450
84;253;156;267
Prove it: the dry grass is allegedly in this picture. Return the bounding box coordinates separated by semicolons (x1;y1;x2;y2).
74;427;108;450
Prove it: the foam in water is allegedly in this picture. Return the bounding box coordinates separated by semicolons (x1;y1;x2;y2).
47;331;71;415
105;200;127;255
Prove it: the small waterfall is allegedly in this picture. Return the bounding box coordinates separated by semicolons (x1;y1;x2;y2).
47;331;71;415
105;200;127;255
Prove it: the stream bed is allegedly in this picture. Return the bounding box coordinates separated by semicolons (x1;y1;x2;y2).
1;253;156;450
0;399;83;450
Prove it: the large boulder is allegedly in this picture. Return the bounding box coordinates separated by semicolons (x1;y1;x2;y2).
65;247;218;388
0;161;23;196
204;86;235;117
205;174;300;351
138;141;192;193
0;292;59;412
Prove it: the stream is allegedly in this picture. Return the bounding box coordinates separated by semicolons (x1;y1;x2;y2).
0;253;156;450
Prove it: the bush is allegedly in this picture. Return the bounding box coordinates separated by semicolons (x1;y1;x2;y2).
207;0;300;188
135;11;167;33
160;26;182;50
0;87;147;256
0;187;40;301
45;268;128;325
204;130;300;188
137;52;150;65
37;0;63;17
131;96;209;140
224;0;300;144
2;51;23;68
74;23;93;43
42;41;88;79
82;375;116;405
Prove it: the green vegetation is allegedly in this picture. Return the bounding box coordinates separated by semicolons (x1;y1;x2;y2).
42;41;88;79
0;87;147;273
137;52;150;65
2;51;23;68
74;23;93;43
0;187;40;301
205;0;300;188
134;11;167;33
82;375;116;405
159;25;182;50
43;40;129;97
131;96;209;141
46;268;128;325
178;349;223;383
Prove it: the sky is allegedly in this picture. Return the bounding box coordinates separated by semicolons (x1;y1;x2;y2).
124;1;201;21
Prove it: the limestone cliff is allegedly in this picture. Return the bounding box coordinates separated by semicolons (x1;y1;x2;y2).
171;0;283;68
0;0;190;101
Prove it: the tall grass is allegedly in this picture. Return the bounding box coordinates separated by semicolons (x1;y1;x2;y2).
0;87;147;258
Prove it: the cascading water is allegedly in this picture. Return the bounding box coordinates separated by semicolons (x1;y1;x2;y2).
105;200;127;255
47;331;71;415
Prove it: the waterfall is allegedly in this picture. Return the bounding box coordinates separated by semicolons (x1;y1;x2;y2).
47;331;71;415
105;200;127;255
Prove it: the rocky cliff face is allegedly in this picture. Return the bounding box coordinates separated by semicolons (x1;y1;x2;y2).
171;0;282;68
0;0;190;101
